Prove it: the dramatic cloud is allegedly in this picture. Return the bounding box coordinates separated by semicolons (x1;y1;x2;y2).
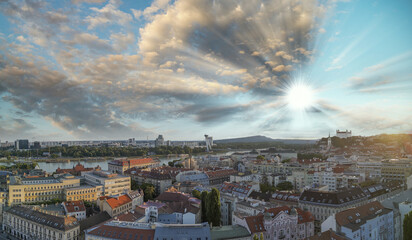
0;0;411;140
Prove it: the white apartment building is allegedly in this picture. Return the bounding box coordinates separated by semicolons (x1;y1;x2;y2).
322;201;393;240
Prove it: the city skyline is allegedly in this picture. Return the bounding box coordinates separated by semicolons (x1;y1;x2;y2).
1;0;412;142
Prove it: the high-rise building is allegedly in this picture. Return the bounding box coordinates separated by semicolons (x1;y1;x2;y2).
205;134;213;152
14;139;29;150
155;135;165;147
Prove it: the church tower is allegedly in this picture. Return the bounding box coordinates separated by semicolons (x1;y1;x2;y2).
327;133;332;151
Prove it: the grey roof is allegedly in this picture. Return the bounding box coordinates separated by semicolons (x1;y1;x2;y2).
80;211;111;232
211;225;251;240
299;187;367;205
154;223;211;239
6;206;79;231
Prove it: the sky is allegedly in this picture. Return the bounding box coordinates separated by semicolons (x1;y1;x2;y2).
0;0;411;142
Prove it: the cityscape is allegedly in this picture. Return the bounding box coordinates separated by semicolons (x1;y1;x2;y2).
1;0;412;240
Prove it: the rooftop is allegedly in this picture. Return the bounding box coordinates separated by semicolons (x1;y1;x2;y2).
63;201;86;213
6;206;78;231
106;195;132;209
335;201;392;231
299;187;367;205
210;225;250;240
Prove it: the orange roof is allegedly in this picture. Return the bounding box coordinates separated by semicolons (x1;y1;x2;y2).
63;201;86;213
106;195;132;209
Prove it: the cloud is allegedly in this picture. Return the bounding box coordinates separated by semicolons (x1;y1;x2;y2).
0;0;338;139
86;0;133;29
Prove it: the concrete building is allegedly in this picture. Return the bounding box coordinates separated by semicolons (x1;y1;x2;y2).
3;205;80;240
14;139;29;150
321;201;394;240
381;159;412;182
299;187;368;232
108;158;161;174
62;200;87;220
155;135;165;147
8;174;81;205
82;171;130;197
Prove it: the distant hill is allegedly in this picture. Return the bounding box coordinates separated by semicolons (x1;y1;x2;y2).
214;135;317;145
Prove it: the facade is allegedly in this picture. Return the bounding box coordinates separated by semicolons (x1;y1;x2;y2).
3;205;80;240
299;187;368;232
321;201;394;240
8;174;81;205
206;169;238;185
108;158;161;174
14;139;29;150
381;159;412;182
64;185;102;202
82;171;130;197
62;200;87;220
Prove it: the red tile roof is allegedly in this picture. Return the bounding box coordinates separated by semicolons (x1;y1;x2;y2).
63;200;86;213
106;195;132;209
244;215;266;234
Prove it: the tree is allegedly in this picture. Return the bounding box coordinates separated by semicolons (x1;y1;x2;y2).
192;189;201;199
260;232;264;240
144;185;155;201
256;155;265;160
206;188;221;227
131;180;139;190
276;181;293;191
404;211;412;240
201;191;208;223
253;234;259;240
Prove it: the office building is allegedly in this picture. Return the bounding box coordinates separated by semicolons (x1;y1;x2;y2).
8;174;81;205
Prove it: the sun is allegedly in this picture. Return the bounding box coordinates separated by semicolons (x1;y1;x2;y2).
286;82;315;111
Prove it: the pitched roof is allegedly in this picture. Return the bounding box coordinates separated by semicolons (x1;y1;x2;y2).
244;215;266;234
335;201;392;230
80;211;111;232
86;224;155;240
307;230;349;240
210;225;251;240
106;195;132;209
63;200;86;213
6;206;78;231
299;187;367;205
116;210;145;222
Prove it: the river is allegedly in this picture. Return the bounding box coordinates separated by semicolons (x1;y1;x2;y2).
0;156;182;173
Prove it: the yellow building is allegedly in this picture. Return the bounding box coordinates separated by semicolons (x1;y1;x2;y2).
64;185;102;202
8;174;80;206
